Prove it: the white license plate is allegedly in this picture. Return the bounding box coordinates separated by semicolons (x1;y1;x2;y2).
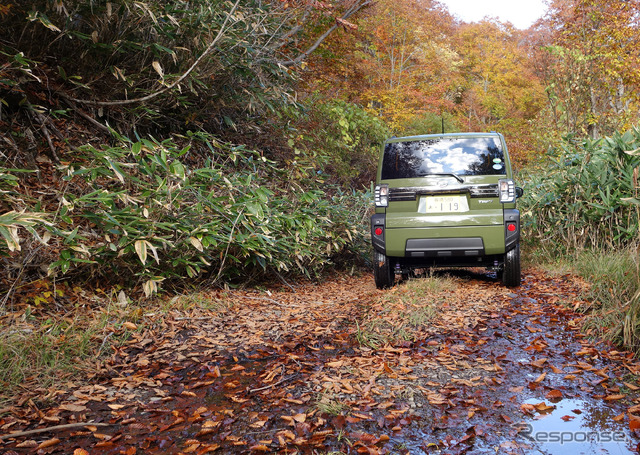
421;196;469;213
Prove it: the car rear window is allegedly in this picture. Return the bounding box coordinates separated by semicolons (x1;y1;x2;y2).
381;136;505;180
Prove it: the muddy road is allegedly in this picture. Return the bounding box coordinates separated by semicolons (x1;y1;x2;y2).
2;268;640;454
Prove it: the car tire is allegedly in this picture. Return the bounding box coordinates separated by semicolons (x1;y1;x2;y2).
502;243;521;287
373;249;395;289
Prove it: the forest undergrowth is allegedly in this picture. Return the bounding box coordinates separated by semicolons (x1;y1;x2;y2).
521;128;640;353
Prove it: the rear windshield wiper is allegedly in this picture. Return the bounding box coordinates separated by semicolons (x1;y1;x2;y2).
420;173;465;183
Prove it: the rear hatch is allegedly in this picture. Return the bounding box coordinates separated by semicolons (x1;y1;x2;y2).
379;135;508;256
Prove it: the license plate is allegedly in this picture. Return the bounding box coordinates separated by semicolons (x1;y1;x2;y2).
421;196;469;213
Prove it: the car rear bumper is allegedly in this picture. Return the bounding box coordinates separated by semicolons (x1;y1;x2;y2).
405;237;485;257
371;209;520;259
385;225;505;256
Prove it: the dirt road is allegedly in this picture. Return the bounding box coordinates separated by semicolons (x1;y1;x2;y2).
2;268;640;454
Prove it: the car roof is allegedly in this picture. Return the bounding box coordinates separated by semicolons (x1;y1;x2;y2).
385;132;503;143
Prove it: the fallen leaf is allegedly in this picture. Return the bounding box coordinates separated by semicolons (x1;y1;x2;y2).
531;358;547;368
549;365;564;374
545;390;563;399
629;413;640;431
107;404;126;410
38;438;61;449
197;444;220;453
520;403;535;414
183;443;200;453
624;382;640;391
377;401;395;409
534;372;546;383
92;433;112;440
60;404;88;412
278;429;296;440
533;402;555;413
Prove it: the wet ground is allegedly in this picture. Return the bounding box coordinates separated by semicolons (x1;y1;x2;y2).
2;268;640;454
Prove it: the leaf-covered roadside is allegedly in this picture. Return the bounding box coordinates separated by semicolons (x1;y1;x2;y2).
3;269;640;454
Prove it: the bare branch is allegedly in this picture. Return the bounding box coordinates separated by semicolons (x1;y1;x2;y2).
280;0;373;67
0;422;111;440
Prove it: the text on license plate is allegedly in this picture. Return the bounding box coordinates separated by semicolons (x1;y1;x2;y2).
420;196;469;213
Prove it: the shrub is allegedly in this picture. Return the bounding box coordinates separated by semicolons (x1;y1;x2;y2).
520;127;640;353
520;128;640;251
0;0;299;139
292;98;390;188
1;133;369;298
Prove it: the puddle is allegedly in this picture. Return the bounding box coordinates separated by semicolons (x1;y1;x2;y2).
521;398;636;454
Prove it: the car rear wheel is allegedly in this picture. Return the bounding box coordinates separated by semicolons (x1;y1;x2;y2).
502;243;521;287
373;250;395;289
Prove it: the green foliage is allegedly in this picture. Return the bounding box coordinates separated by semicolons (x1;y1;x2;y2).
1;0;299;136
1;133;369;296
0;211;50;253
521;128;640;250
0;318;97;396
293;98;390;188
315;393;349;416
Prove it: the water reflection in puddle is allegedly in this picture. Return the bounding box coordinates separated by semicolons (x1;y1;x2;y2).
522;398;635;454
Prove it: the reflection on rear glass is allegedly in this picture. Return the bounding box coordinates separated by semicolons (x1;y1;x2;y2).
381;137;505;180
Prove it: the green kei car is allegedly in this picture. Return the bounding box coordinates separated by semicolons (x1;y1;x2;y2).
371;132;523;289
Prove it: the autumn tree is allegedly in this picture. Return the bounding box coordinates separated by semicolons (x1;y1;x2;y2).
451;21;546;162
533;0;640;140
303;0;459;132
303;0;546;164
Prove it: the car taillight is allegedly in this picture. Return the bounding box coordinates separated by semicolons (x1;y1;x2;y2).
375;184;389;207
374;227;383;236
507;222;517;232
499;179;516;203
